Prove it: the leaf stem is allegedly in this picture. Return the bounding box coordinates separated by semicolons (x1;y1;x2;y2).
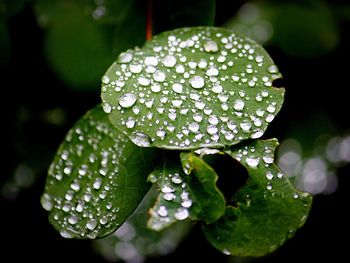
146;0;153;40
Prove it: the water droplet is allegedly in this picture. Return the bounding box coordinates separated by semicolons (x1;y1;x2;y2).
71;182;80;192
203;40;219;52
156;129;166;139
176;64;185;73
195;101;205;110
162;55;177;67
266;172;274;180
233;99;245;111
118;52;133;63
130;132;151;147
193;113;203;122
151;83;161;93
138;76;150;86
188;122;200;133
265;114;275;123
93;178;102;190
206;66;219;77
198;59;208;68
125;118;136;129
68;215;78;225
144;56;158;66
157;206;168;217
174;208;189;220
208;115;219;125
207;125;218;135
100;216;108;225
102;75;110;84
119;93;137;108
86;219;97;230
102;103;112;113
212;84;223;94
277;172;283;178
222;249;231;255
246;156;260;167
267;105;276;113
240;121;252;132
171;174;183;184
41;193;53;211
161;185;174;193
76;201;84;212
129;64;142;73
293;193;299;199
172;83;183;93
153;70;166;82
163;193;176;201
267;65;278;73
181;199;192;208
266;184;273;190
190;76;205;89
263;153;274;164
60;230;73;238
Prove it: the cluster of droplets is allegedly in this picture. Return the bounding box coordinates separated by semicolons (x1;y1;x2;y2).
148;171;192;231
41;109;127;238
101;28;284;149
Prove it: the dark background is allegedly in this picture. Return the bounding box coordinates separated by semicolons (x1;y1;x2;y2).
1;0;349;262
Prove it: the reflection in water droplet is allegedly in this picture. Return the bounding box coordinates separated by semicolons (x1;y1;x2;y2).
119;93;137;108
130;132;151;147
190;76;205;89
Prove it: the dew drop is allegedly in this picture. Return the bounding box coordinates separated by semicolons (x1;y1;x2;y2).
174;208;189;220
206;66;219;77
153;70;166;82
93;178;102;190
208;115;219;125
151;84;161;93
212;84;223;94
118;52;133;63
189;122;200;133
162;55;177;67
156;129;166;139
102;103;112;113
181;199;192;208
175;64;185;73
100;216;108;225
163;193;176;201
267;65;279;73
203;40;219;53
119;93;137;108
125;118;136;129
267;105;276;113
172;83;183;94
129;64;142;73
144;56;158;66
86;219;97;230
266;184;273;190
157;206;168;217
190;76;205;89
70;182;80;192
266;172;274;180
207;125;218;135
68;215;78;225
233;99;245;111
130;132;151;147
293;193;299;199
41;193;53;211
102;75;110;84
171;174;183;184
240;121;252;132
246;156;260;167
193;113;203;122
138;76;150;86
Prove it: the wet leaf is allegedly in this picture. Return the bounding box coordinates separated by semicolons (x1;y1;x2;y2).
202;139;312;257
147;162;194;231
41;106;160;239
101;27;284;150
180;152;225;223
94;187;192;262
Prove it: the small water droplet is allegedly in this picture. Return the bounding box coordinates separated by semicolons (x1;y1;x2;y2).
153;70;166;82
246;156;260;167
267;65;279;73
100;216;108;225
162;55;177;67
68;215;78;225
102;75;110;84
174;208;189;220
267;105;276;113
130;132;151;147
240;121;252;132
172;83;183;94
161;185;174;193
266;183;273;190
118;52;133;63
144;56;158;66
163;193;176;201
156;129;166;139
207;125;218;135
138;76;150;86
193;113;203;122
233;99;245;111
41;193;53;211
222;249;231;255
151;83;161;93
212;84;223;94
203;40;219;53
190;76;205;89
265;114;275;123
206;66;219;77
181;199;192;208
157;206;168;217
266;172;274;180
171;173;183;184
86;219;97;230
129;64;142;73
119;93;137;108
208;115;219;125
93;178;102;190
70;182;80;192
176;64;185;73
125;118;136;129
102;103;112;113
293;193;299;199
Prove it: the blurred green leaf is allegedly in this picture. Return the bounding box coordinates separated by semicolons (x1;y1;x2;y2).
101;27;285;150
203;139;312;257
0;19;10;67
41;105;160;239
93;187;192;262
0;0;25;19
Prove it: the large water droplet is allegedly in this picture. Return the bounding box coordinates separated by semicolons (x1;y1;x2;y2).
130;132;151;147
119;93;137;108
203;40;219;53
190;76;205;89
207;125;218;135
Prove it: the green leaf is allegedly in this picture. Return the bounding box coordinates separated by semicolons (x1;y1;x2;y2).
202;139;312;257
147;162;194;231
153;0;216;33
180;152;225;223
41;105;160;239
93;187;192;262
101;27;285;150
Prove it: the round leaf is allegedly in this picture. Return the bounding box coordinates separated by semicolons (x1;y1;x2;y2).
101;27;285;150
41;106;160;239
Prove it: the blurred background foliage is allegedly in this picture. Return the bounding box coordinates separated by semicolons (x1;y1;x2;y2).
1;0;349;262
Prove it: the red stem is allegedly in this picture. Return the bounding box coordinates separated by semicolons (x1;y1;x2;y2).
146;0;153;40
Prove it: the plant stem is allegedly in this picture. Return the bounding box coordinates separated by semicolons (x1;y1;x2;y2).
146;0;153;40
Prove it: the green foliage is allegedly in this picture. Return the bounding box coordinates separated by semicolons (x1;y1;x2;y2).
41;106;160;238
40;4;313;258
101;27;284;150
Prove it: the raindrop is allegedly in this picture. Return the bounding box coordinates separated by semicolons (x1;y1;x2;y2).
266;172;274;180
93;178;102;190
162;55;177;67
102;75;110;84
157;206;168;217
207;125;218;135
267;105;276;113
190;76;205;89
151;84;161;93
265;114;275;123
189;122;200;133
208;115;219;125
70;182;80;192
161;185;174;193
86;219;97;230
233;99;245;111
102;103;112;113
163;193;176;201
156;129;166;139
266;184;273;190
153;70;166;82
137;76;150;86
144;56;158;66
193;113;203;122
130;132;151;147
125;118;136;129
172;83;183;94
174;208;189;220
212;84;223;94
206;66;219;77
176;64;185;73
119;93;137;108
68;215;78;225
171;174;183;184
246;156;260;167
100;216;108;225
181;199;192;208
41;193;53;211
293;193;299;199
267;65;278;73
118;52;133;63
240;121;252;132
129;64;142;73
203;40;219;52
